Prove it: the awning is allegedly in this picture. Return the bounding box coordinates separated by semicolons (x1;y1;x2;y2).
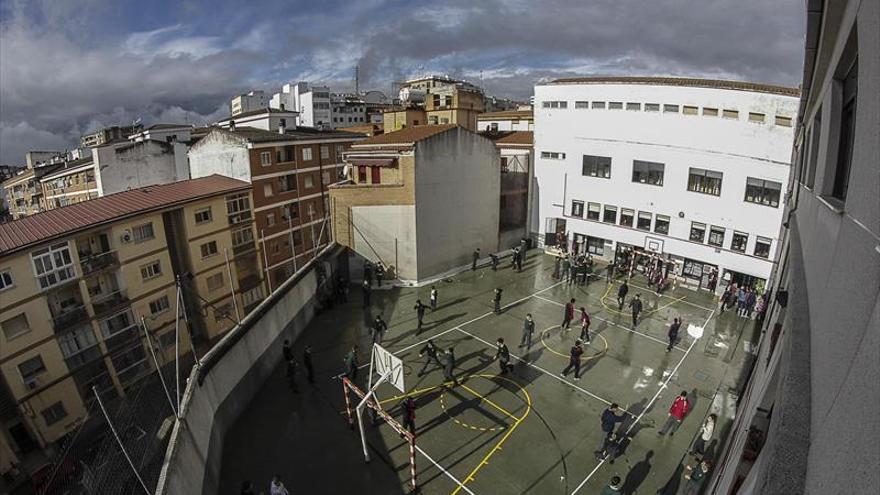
348;158;397;167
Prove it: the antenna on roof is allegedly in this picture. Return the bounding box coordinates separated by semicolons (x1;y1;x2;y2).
355;65;359;94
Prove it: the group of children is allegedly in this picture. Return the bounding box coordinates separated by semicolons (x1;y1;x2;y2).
719;282;767;319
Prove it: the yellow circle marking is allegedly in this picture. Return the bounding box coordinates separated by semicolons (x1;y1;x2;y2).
439;374;530;432
539;325;608;361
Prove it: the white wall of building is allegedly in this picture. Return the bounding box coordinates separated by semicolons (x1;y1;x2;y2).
351;204;417;280
187;131;252;184
93;140;190;195
231;91;268;116
534;81;798;285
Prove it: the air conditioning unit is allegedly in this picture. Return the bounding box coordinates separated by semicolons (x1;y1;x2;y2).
24;377;39;390
120;229;133;243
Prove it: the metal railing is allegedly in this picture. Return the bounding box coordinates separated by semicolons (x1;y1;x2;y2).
91;289;129;317
52;305;89;331
80;251;119;276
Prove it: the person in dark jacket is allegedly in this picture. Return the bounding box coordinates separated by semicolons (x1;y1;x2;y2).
666;318;681;352
282;339;293;362
596;403;628;455
519;314;536;348
560;340;585;380
561;298;576;330
413;300;428;333
617;280;629;310
494;338;514;374
362;279;371;307
401;397;417;435
490;253;499;270
443;348;459;386
372;315;388;344
303;345;315;384
606;262;615;283
418;340;442;376
628;294;643;327
472;248;481;270
375;263;385;287
493;288;503;314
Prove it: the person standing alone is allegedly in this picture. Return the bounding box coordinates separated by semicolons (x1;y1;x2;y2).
617;280;629;310
430;286;438;311
560;340;585;380
372;315;388;344
303;345;315;384
401;396;417;435
579;307;591;343
494;338;514;374
628;293;643;328
519;313;536;348
472;248;481;270
561;298;576;331
443;347;459;386
658;391;690;436
493;288;503;314
691;414;717;458
413;300;428;333
666;317;681;352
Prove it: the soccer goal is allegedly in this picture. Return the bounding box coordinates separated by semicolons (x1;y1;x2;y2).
341;343;417;491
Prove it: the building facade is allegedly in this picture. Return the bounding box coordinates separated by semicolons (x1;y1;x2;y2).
39;158;98;210
2;164;63;219
230;91;268;116
80;125;142;149
534;77;799;290
0;176;264;475
708;0;879;493
382;76;486;133
481;131;535;248
478;109;534;132
330;125;500;281
188;126;364;289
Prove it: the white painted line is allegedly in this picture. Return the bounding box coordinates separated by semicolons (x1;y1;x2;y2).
568;306;718;495
453;326;632;416
333;281;565;379
532;294;688;352
415;444;477;495
615;280;716;311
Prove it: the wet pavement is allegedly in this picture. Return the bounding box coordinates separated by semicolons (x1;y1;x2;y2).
220;253;758;494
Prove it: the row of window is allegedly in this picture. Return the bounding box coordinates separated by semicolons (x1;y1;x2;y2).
333;116;365;123
569;200;773;258
541;153;783;207
260;144;342;167
541;99;793;126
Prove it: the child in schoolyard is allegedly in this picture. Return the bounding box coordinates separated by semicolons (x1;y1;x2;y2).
430;286;438;310
666;318;682;352
519;313;535;348
658;391;691;436
691;413;717;459
579;307;591;343
683;459;712;495
560;339;585;380
494;338;514;374
561;298;576;331
600;475;622;494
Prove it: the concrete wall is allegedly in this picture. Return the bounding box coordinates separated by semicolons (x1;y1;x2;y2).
155;246;342;495
351;205;417;280
94;141;186;196
414;127;500;278
188;131;252;183
533;82;798;282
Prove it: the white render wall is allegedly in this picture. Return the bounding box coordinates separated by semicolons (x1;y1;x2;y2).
533;82;798;283
93;140;189;196
350;204;417;280
188;132;252;183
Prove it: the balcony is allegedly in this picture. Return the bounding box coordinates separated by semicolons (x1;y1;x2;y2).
91;289;129;317
232;240;256;256
80;250;119;276
52;305;89;332
238;274;261;292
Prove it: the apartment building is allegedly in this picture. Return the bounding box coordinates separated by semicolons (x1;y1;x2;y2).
330;125;500;281
478;109;534;132
0;175;262;469
383;75;486;133
534;77;799;290
80;125;142;148
270;82;331;127
708;1;879;493
188;125;364;289
230;90;268;116
39;157;98;210
216;108;300;132
2;163;63;219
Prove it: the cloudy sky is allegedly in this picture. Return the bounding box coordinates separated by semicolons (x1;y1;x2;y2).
0;0;805;165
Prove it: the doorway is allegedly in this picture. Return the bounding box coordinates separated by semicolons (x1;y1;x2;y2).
8;423;38;453
544;218;566;247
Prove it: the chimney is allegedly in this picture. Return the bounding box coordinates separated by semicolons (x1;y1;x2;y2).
229;120;236;131
278;118;287;134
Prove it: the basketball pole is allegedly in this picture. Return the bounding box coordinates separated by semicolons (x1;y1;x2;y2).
356;367;392;463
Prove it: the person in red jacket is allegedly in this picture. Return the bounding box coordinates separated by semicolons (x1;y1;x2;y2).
561;298;576;331
579;307;591;343
401;396;417;435
658;391;690;436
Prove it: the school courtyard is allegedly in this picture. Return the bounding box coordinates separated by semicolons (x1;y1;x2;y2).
221;253;759;494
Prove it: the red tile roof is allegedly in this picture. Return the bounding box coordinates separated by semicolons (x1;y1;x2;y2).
0;175;250;255
477;110;533;120
351;124;457;149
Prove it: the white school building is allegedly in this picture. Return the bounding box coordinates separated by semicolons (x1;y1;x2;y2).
533;77;799;291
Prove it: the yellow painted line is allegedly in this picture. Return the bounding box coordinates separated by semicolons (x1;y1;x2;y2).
539;326;608;361
450;375;532;495
460;383;520;422
377;384;445;405
440;385;506;432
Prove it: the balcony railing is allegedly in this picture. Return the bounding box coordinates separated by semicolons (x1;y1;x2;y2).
80;250;119;276
232;240;256;256
52;305;89;331
238;274;261;292
91;289;129;317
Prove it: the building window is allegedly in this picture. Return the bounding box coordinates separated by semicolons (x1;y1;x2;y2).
682;105;698;115
744;178;782;207
540;151;566;160
263;183;273;197
226;193;251;224
636;212;652;231
305;175;315;188
281;203;298;221
0;269;13;291
608;102;623;110
708;226;725;247
1;313;30;340
302;147;313;161
369;167;380;184
132;223;155;243
754;236;772;258
722;109;739;119
591;101;606;109
830;58;857;202
277;174;297;193
645;103;660;112
194;207;212;225
587;202;601;221
620;208;634;227
654;215;670;235
200;241;219;259
58;327;98;367
571;201;584;218
293;230;303;245
690;222;706;243
688;168;723;196
357;166;367;182
582;155;611;178
631;160;664;186
31;242;75;290
149;295;170;315
663;104;679;113
266;212;276;227
805;112;821;188
18;355;46;383
775;115;793;127
626;102;641;111
284;145;295;162
232;227;254;249
703;107;718;117
242;286;264;308
682;258;707;280
260;151;271;167
320;145;330;160
586;237;605;255
748;112;766;124
603;205;617;223
41;402;68;426
140;260;162;280
206;273;224;292
731;231;749;253
575;101;589;109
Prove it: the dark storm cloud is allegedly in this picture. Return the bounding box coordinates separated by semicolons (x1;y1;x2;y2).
0;0;804;165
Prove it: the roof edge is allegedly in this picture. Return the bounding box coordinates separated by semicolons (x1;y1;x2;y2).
540;76;800;97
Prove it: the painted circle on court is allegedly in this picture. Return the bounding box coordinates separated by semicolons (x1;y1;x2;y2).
439;374;530;432
539;325;608;361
